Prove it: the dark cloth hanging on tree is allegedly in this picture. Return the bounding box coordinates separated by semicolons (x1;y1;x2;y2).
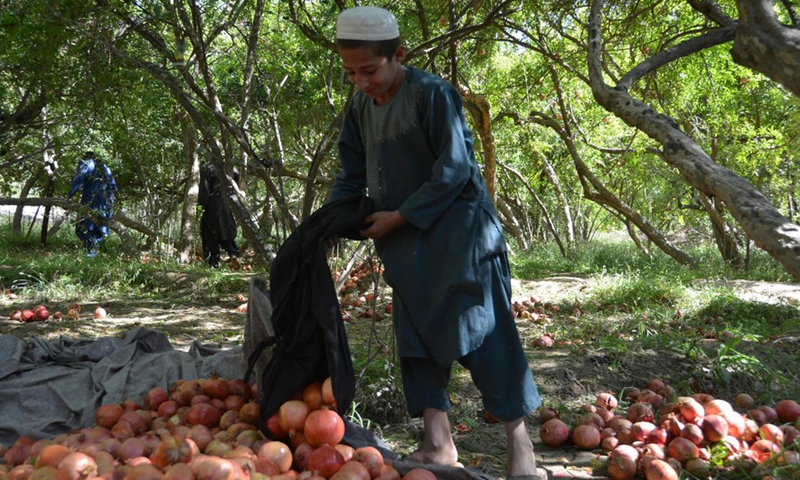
245;194;375;434
198;163;240;267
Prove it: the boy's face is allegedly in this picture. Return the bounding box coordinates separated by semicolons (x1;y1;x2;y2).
339;45;405;104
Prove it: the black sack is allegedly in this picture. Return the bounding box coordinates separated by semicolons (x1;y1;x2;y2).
244;194;375;438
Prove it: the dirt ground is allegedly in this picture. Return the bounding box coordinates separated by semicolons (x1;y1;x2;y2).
2;273;799;479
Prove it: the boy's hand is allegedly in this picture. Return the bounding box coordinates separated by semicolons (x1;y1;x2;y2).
325;236;340;249
359;210;406;239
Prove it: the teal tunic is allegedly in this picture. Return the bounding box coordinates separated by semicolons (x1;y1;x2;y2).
329;67;509;366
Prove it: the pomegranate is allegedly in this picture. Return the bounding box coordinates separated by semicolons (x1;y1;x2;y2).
321;377;336;407
186;403;221;428
151;436;195;470
539;418;570;447
572;425;601;450
330;460;371;480
667;437;698;464
193;456;236;480
278;400;310;438
607;455;637;480
401;468;437;480
201;375;230;400
257;441;293;473
596;393;618;410
644;458;678;480
95;404;124;429
303;382;325;411
701;414;728;443
307;444;345;479
304;409;345;448
33;307;49;321
538;406;559;423
353;446;383;478
734;393;754;410
58;452;98;480
775;399;800;423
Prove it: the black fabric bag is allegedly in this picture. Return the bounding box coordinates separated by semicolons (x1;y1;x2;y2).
244;194;375;436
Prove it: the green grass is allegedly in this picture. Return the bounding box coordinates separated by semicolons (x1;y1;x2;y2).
3;226;799;410
0;228;249;302
510;236;793;283
510;238;800;403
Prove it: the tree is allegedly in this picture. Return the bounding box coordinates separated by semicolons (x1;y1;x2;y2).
585;0;800;279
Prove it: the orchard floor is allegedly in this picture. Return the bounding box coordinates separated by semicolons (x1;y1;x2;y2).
2;272;799;479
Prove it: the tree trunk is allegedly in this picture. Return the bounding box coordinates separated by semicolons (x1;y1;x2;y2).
13;170;43;235
462;91;498;202
699;192;743;268
730;0;800;97
499;162;566;257
237;0;266;190
589;0;800;280
541;154;576;249
40;124;57;246
177;109;200;264
495;197;527;251
527;110;693;266
625;219;650;256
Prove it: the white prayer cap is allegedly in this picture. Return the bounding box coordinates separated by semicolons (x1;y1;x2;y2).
336;6;400;41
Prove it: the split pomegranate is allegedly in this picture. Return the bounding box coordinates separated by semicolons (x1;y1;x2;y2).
596;393;618;410
151;436;195;470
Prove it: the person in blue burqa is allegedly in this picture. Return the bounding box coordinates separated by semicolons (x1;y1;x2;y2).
324;7;545;480
68;151;118;257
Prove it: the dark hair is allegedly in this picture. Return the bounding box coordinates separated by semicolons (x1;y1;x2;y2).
83;151;95;158
336;37;401;61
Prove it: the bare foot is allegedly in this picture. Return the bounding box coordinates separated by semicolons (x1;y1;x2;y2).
407;446;459;466
506;418;539;477
408;408;459;466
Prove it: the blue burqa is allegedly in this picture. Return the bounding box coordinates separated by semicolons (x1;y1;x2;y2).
68;157;118;252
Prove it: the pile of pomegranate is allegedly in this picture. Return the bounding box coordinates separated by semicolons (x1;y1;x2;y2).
0;375;432;480
538;378;799;480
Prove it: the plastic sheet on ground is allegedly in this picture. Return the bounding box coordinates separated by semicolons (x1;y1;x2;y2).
0;327;245;445
0;316;497;480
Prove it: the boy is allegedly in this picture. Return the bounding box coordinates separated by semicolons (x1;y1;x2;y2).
327;6;545;479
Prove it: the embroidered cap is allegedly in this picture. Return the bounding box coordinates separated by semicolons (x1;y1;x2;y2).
336;6;400;41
